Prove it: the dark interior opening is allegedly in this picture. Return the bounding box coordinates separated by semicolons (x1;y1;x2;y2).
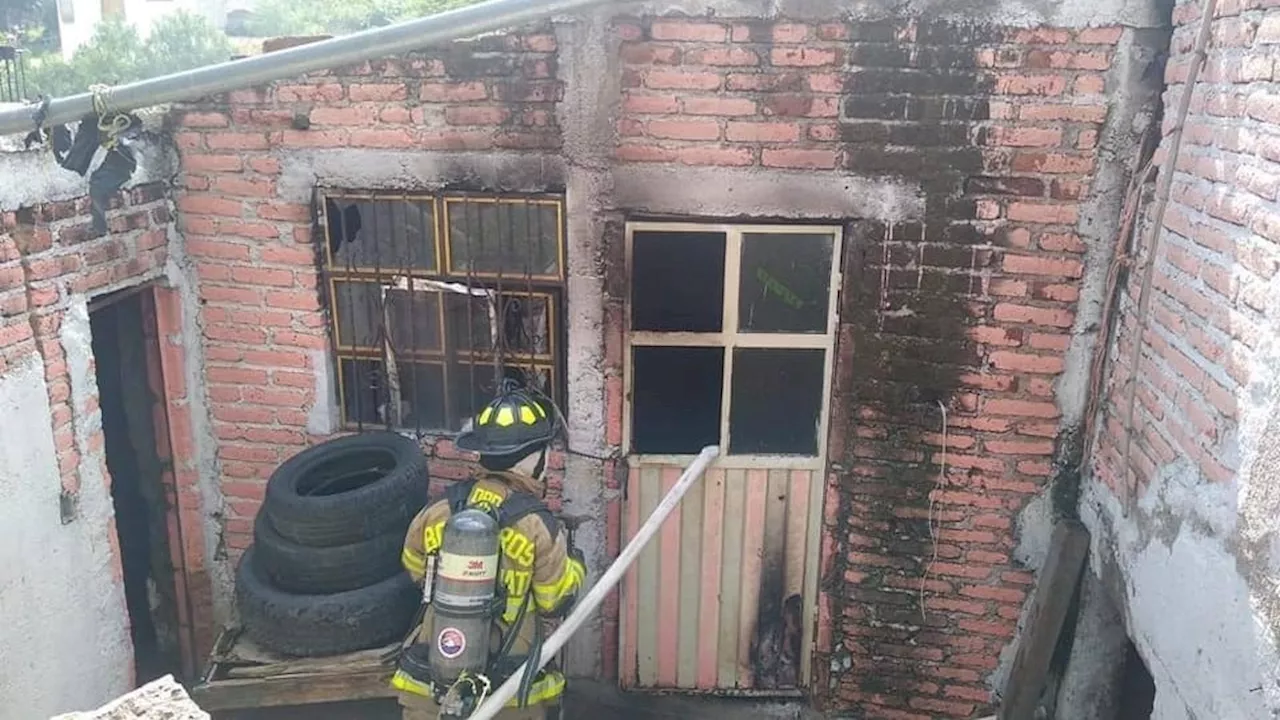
1117;639;1156;719
631;230;726;333
90;290;184;684
298;450;396;496
631;346;723;454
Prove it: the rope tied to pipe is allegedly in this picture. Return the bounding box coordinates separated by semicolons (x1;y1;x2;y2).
90;83;131;151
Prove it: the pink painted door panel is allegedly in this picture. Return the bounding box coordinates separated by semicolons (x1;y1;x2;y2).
619;464;817;694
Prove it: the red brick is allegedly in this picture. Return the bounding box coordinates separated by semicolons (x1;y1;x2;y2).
682;97;758;116
623;94;679;114
997;73;1067;96
726;121;800;142
985;398;1060;418
274;83;344;102
616;144;677;163
994;303;1074;328
420;82;488;102
350;129;416;148
348;83;407;101
183;154;244;173
1012;152;1094;174
620;42;680;65
644;70;722;90
989;351;1065;374
684;47;760;67
1075;74;1106;94
445;106;510;126
646;119;721;140
205;133;270;151
650;20;727;42
1007;202;1079;224
1002;254;1083;277
1019;103;1108;122
177;195;244;218
988;127;1064;147
1076;26;1124;44
762;148;838;169
771;48;840;67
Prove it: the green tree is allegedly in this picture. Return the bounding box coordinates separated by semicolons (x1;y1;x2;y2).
1;0;61;51
244;0;478;37
24;10;231;98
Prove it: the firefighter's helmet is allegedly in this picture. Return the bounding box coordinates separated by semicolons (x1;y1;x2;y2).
455;380;558;462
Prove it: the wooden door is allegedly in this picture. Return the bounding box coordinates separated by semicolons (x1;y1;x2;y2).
618;222;843;695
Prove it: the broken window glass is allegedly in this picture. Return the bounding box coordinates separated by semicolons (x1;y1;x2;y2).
631;346;723;454
728;348;825;455
333;281;383;349
327;198;436;271
449;364;553;431
385;287;443;352
738;233;834;334
631;230;726;333
446;200;561;278
445;293;553;358
322;192;567;433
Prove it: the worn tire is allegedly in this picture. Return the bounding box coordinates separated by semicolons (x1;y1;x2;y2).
253;510;408;595
263;431;428;547
236;546;420;658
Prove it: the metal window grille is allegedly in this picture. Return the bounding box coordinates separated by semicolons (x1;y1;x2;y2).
0;46;26;103
319;190;566;435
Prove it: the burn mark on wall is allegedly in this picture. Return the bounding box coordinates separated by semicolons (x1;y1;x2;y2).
821;16;1001;708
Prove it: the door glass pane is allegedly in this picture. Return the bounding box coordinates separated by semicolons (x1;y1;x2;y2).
738;233;834;333
631;230;726;332
729;348;824;455
326;198;436;271
631;346;723;454
447;200;561;278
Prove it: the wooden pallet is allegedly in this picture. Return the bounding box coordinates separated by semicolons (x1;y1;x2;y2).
189;627;399;711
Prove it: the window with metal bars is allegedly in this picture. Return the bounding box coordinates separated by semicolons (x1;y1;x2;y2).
318;191;566;434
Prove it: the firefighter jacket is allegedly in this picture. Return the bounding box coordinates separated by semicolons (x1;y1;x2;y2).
398;470;586;706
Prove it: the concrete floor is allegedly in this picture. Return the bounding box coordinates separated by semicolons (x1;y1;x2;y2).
212;680;819;720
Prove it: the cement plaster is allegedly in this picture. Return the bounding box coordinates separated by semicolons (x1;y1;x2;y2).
0;137;172;213
552;8;625;677
0;352;133;717
1080;479;1280;720
273;150;568;205
611;166;924;223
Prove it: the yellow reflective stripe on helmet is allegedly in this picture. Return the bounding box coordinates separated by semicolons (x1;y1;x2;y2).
496;406;515;426
532;557;585;612
504;670;565;707
401;547;426;576
478;406;493;425
520;406;537;424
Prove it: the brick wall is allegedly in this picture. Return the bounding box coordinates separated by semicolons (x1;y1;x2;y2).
172;26;564;556
1092;1;1266;500
612;15;1122;717
0;184;170;500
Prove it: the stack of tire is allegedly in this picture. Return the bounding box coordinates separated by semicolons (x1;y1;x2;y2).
235;432;430;657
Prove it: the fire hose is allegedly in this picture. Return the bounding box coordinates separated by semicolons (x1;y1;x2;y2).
466;444;720;720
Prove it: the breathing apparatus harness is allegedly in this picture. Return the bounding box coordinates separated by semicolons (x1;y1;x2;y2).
391;378;570;719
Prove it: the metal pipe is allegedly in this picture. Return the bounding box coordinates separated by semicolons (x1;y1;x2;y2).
468;445;721;720
0;0;619;136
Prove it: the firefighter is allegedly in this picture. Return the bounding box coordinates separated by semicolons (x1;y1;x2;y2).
393;379;586;720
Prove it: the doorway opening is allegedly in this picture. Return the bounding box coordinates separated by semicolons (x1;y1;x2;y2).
90;287;184;684
1117;639;1156;719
